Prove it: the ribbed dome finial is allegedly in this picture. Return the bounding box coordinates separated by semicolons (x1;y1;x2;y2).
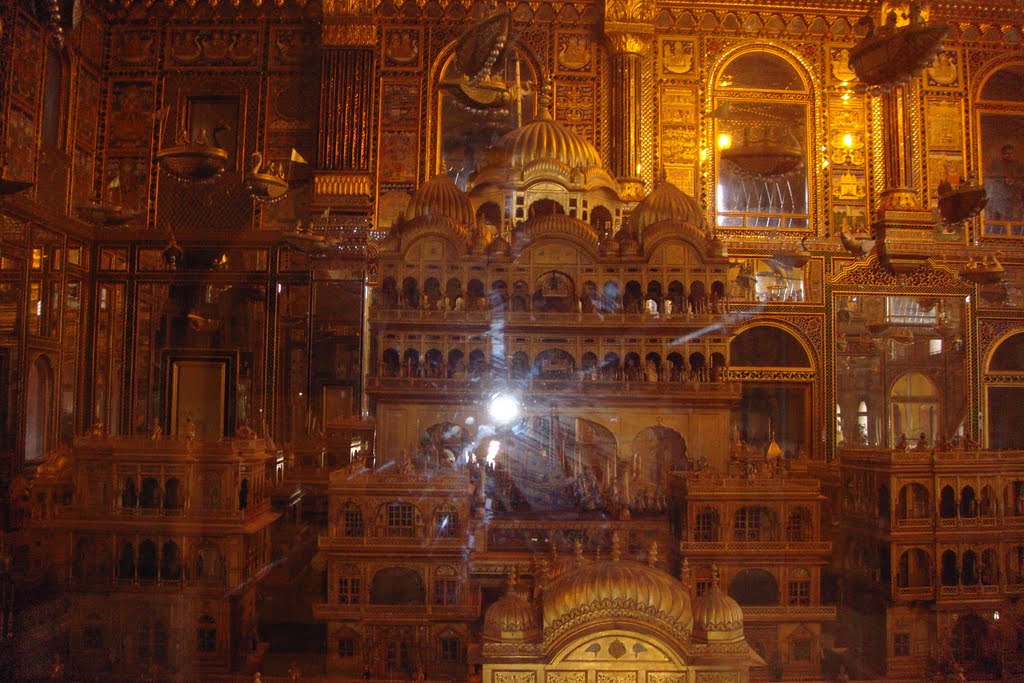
648;541;659;568
611;531;622;562
574;539;585;562
537;76;554;120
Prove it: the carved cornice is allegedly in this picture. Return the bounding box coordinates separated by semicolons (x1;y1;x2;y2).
828;255;969;292
322;21;376;47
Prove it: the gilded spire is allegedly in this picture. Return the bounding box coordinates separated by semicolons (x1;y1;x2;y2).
611;531;622;561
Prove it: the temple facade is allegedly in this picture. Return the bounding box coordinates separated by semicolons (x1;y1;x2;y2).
1;0;1024;680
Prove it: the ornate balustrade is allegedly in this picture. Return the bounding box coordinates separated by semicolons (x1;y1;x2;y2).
894;585;934;600
679;540;832;553
370;306;734;327
312;601;480;621
319;534;468;550
840;447;1024;466
741;605;837;620
366;376;740;398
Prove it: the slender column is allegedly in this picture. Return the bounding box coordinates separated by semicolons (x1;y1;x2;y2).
604;31;651;201
318;48;376;171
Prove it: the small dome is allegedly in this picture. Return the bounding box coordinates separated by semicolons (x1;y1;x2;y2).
407;175;476;227
512;214;599;252
692;567;744;643
631;179;705;235
543;535;692;640
483;575;538;642
501;110;603;171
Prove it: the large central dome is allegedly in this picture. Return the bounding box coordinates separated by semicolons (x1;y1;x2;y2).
501;110;603;171
542;553;693;642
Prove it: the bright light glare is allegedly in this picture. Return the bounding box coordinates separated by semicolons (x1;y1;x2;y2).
843;133;854;148
488;394;520;424
486;439;501;465
716;133;732;150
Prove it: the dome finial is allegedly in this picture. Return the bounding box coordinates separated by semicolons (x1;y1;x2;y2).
610;531;622;562
680;557;691;591
574;538;585;562
505;565;519;592
656;163;668;186
537;76;554;120
711;563;721;588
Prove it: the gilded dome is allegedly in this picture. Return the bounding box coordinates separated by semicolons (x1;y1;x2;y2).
692;567;744;644
406;174;476;227
484;576;538;642
630;179;705;235
543;544;692;641
501;110;603;171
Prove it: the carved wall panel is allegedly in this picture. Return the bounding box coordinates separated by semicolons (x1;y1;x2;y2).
106;82;156;154
556;32;594;76
270;28;318;70
378;79;420;186
112;31;159;69
658;86;698;195
383;28;422;71
165;28;262;69
555;83;596;147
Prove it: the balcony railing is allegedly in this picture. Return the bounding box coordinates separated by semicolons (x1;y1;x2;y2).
319;533;468;549
741;605;837;620
312;602;479;621
370;307;734;327
367;376;739;398
840;447;1024;466
679;540;832;553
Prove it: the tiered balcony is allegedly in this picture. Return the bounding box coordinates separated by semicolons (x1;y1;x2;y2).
370;305;738;331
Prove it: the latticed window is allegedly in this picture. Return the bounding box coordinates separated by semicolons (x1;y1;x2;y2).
339;577;361;604
695;579;711;597
338;638;356;657
894;632;911;657
792;639;812;661
440;636;462;662
434;579;458;605
386;502;416;537
343;504;363;537
695;508;719;542
435;506;458;538
734;507;764;541
785;509;811;542
197;616;217;653
788;580;810;606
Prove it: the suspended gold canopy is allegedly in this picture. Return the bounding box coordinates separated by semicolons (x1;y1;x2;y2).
848;13;948;88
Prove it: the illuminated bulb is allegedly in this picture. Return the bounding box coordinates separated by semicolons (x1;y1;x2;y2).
699;148;708;162
843;133;855;148
994;610;1000;621
716;133;732;150
636;162;642;175
841;92;851;102
488;393;520;424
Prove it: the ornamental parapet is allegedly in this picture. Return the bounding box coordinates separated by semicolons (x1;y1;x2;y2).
369;307;737;330
71;435;279;461
740;605;836;621
319;534;469;550
839;447;1024;467
677;474;822;494
367;377;741;400
312;602;480;621
679;540;832;554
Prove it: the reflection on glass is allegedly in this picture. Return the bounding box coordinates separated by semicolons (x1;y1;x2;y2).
979;65;1024;236
438;51;536;190
836;294;966;448
728;258;805;302
715;101;809;229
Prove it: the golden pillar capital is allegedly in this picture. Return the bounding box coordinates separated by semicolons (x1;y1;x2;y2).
321;0;377;47
604;27;652;56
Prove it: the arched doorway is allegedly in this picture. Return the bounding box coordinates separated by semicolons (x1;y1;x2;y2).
890;372;939;446
26;355;54;462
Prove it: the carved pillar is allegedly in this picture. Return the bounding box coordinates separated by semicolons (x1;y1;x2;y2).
604;0;653;202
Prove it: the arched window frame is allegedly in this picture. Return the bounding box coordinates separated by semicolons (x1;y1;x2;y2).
706;46;821;234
